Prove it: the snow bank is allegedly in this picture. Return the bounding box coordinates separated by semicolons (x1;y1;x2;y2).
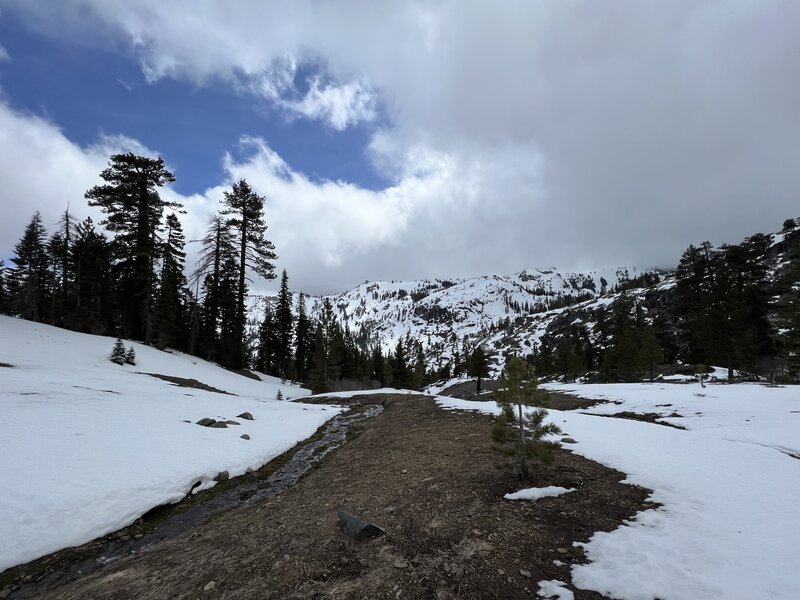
0;316;338;573
504;486;575;501
437;390;800;600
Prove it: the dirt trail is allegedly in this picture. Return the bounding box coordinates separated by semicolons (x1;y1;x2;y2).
34;394;649;599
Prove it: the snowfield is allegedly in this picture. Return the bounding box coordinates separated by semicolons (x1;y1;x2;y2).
438;383;800;600
0;316;335;573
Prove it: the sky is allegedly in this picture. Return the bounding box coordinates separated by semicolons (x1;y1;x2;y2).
0;1;798;295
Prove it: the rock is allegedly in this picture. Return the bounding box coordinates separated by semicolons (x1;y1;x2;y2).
209;421;228;429
0;587;12;599
519;569;531;578
203;581;216;592
196;418;216;427
224;420;241;425
338;511;386;541
214;471;229;482
237;412;254;420
561;437;577;444
556;547;569;554
394;560;409;569
240;434;251;440
119;534;131;542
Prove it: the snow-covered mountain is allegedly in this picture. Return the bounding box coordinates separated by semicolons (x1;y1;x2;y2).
249;266;666;373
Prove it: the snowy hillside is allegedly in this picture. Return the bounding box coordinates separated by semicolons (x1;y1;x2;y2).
0;316;332;573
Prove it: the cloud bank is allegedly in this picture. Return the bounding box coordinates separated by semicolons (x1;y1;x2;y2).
1;0;799;293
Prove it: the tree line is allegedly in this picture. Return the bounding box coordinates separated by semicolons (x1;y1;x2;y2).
0;152;437;393
528;219;800;382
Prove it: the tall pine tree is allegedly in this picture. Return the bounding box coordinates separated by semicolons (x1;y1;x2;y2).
273;270;294;378
221;179;277;369
85;153;178;342
9;212;50;322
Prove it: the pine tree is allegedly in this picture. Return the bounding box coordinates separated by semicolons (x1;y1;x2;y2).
391;339;412;389
194;215;236;361
216;256;242;369
371;345;387;386
256;303;278;375
69;217;114;334
221;179;277;369
492;357;561;480
154;214;187;350
85;153;178;342
413;342;427;391
273;270;294;378
9;212;50;322
294;293;313;382
110;338;126;365
639;325;664;380
125;346;136;365
468;345;490;391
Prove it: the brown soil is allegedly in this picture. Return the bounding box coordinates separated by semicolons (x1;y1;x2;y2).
439;380;604;412
583;410;687;430
37;394;651;600
144;373;235;395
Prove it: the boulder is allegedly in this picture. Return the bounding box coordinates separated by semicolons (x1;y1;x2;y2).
214;471;229;482
196;418;216;427
224;420;241;426
237;412;254;420
240;434;251;440
209;421;228;429
338;511;386;541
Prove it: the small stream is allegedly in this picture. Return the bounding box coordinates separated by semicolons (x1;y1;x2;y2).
7;403;383;599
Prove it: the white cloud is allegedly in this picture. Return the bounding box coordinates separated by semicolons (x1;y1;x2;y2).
2;1;800;290
287;77;376;131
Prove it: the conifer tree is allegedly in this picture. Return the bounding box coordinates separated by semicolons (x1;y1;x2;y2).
468;345;490;391
371;345;387;386
69;217;114;334
154;213;187;349
194;215;236;361
85;153;178;342
492;357;561;479
125;346;136;365
221;179;277;369
9;212;50;322
391;339;412;389
110;338;126;364
294;293;313;382
413;342;427;391
639;325;664;380
273;270;294;378
256;303;278;375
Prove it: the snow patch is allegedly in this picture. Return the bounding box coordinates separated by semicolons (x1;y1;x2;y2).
504;486;575;501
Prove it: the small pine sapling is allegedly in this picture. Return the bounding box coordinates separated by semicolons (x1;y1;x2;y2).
492;357;562;480
125;346;136;366
110;338;126;365
276;389;284;401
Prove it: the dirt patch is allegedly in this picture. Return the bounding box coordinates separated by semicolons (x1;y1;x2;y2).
584;410;687;430
438;380;604;412
143;373;235;395
35;395;651;599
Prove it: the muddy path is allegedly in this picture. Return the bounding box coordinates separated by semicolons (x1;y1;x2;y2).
23;394;651;600
3;404;382;599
